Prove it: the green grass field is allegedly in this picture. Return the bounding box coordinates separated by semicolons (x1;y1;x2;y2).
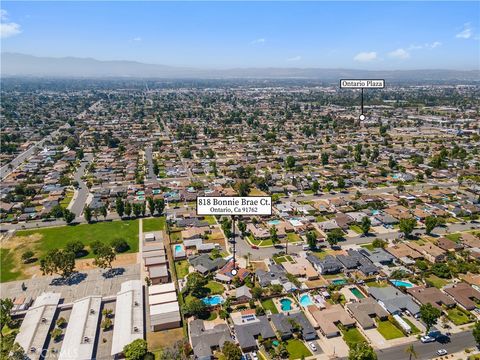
59;190;74;208
0;248;22;282
170;231;183;243
1;220;140;282
377;320;405;340
285;339;312;360
15;220;139;258
261;298;279;314
143;217;165;232
445;233;462;242
426;275;449;289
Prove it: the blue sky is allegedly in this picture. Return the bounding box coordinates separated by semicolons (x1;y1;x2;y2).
1;1;479;70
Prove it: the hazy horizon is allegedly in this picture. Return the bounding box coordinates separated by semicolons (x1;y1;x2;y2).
1;2;479;71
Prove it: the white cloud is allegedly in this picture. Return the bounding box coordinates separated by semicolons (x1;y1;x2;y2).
251;38;266;45
286;56;301;62
456;23;473;39
388;48;410;59
132;37;142;42
428;41;442;48
353;51;377;62
0;9;21;38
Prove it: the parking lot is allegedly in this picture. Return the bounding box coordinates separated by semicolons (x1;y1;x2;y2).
1;264;140;304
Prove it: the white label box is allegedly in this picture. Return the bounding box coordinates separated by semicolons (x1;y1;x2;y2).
340;79;385;89
196;196;272;216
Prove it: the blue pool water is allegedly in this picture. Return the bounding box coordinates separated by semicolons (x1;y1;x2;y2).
372;210;380;215
289;218;303;227
164;191;178;198
299;294;314;307
268;220;281;226
174;244;183;252
280;298;293;311
391;280;414;288
332;279;347;286
202;295;224;306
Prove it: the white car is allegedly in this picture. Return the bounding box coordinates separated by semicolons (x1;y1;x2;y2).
420;335;435;343
250;353;258;360
436;349;448;356
308;342;317;352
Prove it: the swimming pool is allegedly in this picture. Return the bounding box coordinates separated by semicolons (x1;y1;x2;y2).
391;280;414;288
289;218;303;227
202;295;224;306
175;244;183;252
268;220;281;226
350;287;365;299
299;294;314;307
332;279;347;286
280;298;293;311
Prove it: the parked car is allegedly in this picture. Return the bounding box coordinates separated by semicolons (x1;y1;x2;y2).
420;335;435;343
251;245;259;249
436;349;447;356
308;342;317;352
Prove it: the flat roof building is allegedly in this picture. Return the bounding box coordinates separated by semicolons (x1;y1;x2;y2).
59;295;102;360
111;280;144;357
150;302;181;331
15;292;61;359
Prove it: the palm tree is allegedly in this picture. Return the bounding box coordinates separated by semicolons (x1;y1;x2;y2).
405;344;417;360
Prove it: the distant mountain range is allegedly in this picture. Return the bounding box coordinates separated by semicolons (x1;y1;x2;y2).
2;52;479;81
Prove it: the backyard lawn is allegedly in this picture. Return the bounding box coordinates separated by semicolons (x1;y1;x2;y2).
261;299;279;314
169;231;183;243
349;225;363;234
174;260;190;279
204;216;217;225
365;280;389;288
426;275;449;289
377;320;404;340
447;307;473;325
205;281;225;295
286;233;301;243
285;339;312;360
143;217;165;232
360;243;376;251
342;327;367;348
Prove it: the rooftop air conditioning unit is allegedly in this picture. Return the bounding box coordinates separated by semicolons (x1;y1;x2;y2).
133;326;139;332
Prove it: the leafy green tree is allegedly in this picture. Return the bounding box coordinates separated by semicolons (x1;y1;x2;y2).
93;244;116;270
348;343;377;360
50;328;63;342
321;152;329;165
63;209;75;224
186;273;208;297
306;231;317;250
222;341;242;360
425;216;439;235
111;238;129;253
270;226;279;246
49;205;64;218
419;303;442;334
125;202;132;217
182;298;207;317
473;321;480;346
21;250;35;264
84;205;93;223
251;286;263;300
100;205;108;219
65;240;85;258
360;217;371;236
115;197;125;217
0;298;13;338
238;221;247;236
40;249;76;279
285;155;296;169
9;342;26;360
312;180;320;194
399;218;416;238
147;197;155;215
337;177;346;189
238;181;250;197
154;199;165;215
327;228;344;246
124;339;148;360
430;263;451;278
372;238;387;249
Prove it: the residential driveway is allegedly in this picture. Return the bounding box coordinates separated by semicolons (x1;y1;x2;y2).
316;333;349;358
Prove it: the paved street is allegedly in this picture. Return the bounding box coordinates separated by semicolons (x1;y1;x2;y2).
144;146;156;181
69;153;94;217
375;330;476;360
